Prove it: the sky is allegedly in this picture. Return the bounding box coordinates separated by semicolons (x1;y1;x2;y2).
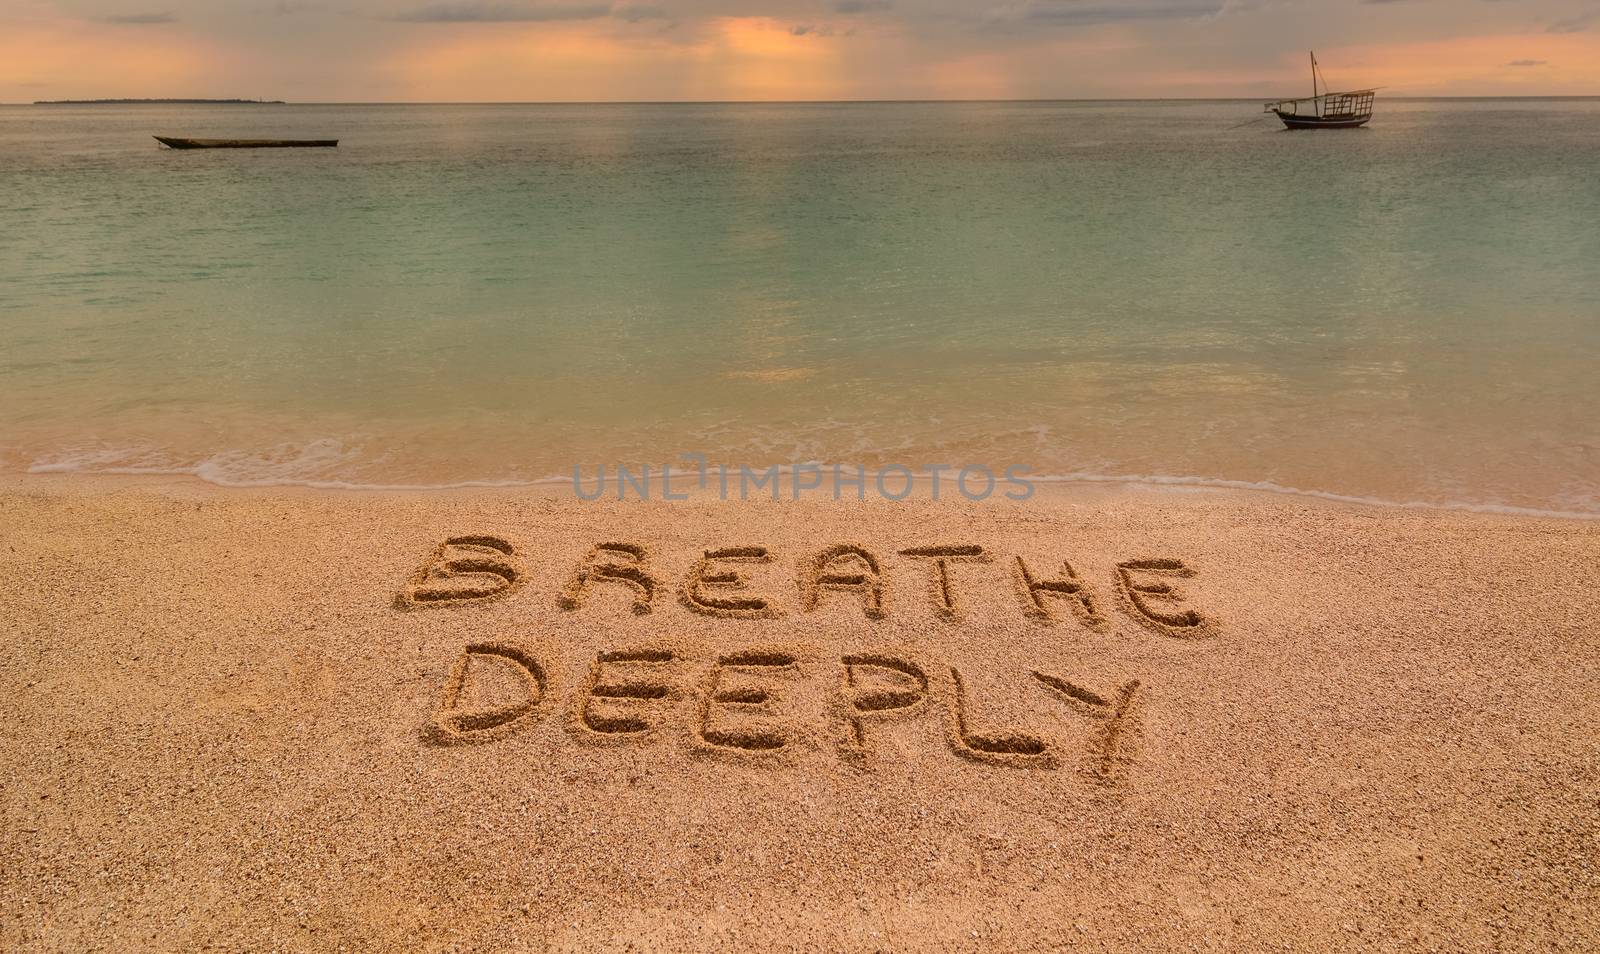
3;1;1599;101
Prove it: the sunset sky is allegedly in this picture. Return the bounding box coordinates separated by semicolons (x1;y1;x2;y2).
4;1;1599;102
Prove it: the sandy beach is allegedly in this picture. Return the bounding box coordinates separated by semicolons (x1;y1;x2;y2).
1;475;1595;951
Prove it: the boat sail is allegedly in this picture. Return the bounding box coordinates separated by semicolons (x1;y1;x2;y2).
1265;52;1376;129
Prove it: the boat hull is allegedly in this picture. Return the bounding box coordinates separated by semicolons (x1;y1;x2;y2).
154;136;338;149
1273;112;1370;130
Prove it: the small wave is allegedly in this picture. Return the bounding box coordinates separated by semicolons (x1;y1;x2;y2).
1026;471;1600;520
28;462;557;492
22;447;1600;518
25;441;567;492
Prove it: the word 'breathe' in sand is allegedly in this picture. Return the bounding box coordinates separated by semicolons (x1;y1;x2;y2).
398;535;1213;638
425;640;1145;778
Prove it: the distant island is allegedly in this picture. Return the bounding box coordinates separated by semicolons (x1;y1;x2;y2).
33;98;286;105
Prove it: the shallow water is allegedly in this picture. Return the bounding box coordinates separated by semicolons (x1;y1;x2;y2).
2;100;1598;512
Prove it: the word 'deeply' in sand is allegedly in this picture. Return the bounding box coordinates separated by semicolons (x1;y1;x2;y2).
400;536;1212;780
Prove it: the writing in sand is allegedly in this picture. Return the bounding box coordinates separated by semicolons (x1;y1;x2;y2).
399;536;1214;780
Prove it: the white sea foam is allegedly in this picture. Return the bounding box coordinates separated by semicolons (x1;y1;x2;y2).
25;441;559;492
1025;471;1600;520
24;446;1600;518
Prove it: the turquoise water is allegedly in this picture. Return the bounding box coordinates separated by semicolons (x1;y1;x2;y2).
2;100;1598;512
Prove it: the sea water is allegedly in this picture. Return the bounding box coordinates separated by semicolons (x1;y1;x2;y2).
2;100;1598;513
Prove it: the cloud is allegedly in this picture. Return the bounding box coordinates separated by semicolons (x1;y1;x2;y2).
977;1;1224;29
1204;0;1267;17
392;2;612;22
102;11;177;23
10;0;1600;101
389;1;666;22
1547;12;1597;33
610;2;667;22
789;23;845;36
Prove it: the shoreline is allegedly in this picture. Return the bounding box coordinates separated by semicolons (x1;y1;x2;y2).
4;473;1596;949
9;468;1599;522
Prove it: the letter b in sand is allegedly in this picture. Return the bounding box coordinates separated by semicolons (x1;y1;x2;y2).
398;536;524;609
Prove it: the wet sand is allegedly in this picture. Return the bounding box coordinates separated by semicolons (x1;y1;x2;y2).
2;475;1596;951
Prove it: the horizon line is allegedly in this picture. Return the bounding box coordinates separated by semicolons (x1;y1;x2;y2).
11;95;1600;106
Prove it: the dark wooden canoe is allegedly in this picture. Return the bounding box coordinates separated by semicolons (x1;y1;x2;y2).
154;136;338;149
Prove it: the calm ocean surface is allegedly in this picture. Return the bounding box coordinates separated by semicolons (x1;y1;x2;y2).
2;101;1598;512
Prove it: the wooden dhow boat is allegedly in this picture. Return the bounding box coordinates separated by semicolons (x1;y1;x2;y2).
1265;52;1376;129
154;136;338;149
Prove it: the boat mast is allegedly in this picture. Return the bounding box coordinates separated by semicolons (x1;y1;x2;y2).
1311;50;1319;116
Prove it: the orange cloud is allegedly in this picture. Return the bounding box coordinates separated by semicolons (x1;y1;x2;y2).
1288;32;1600;96
4;7;1596;103
1;23;221;98
699;17;849;100
379;16;865;101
